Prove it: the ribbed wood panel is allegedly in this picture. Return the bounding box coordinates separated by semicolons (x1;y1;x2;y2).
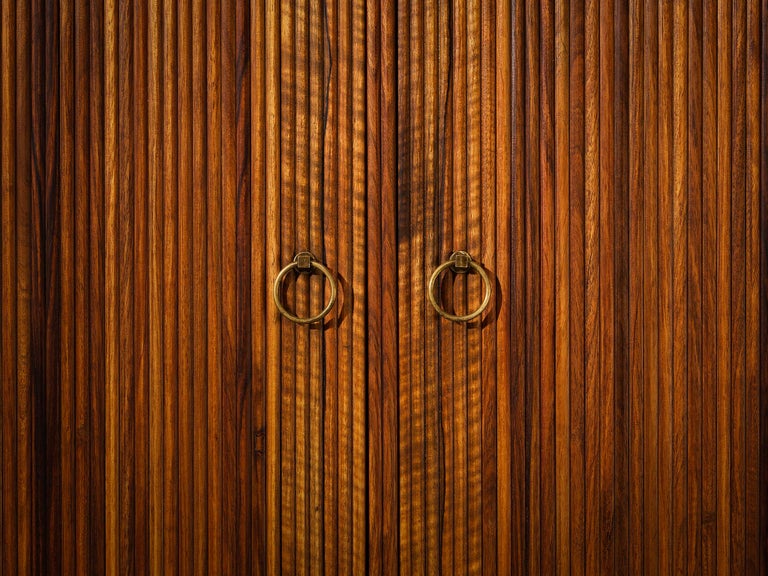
401;0;768;573
1;0;258;572
262;0;398;574
1;0;767;574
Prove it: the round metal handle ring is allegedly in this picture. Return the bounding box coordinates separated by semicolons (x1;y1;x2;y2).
273;253;337;325
428;252;492;323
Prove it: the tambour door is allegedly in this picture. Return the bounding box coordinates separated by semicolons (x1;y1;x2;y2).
408;2;768;575
1;0;768;574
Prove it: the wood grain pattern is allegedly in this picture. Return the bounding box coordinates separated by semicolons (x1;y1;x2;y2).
1;1;766;574
178;0;194;572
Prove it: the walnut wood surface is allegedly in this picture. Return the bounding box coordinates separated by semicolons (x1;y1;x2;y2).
0;0;766;573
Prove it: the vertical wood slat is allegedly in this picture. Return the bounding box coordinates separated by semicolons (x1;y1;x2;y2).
251;0;268;571
278;1;296;574
584;0;599;572
554;0;570;572
613;2;631;569
525;1;542;573
293;0;309;567
717;0;733;573
539;3;556;573
380;0;398;570
701;0;718;570
760;3;768;573
191;0;208;571
599;1;616;572
466;0;483;571
658;1;673;570
90;0;106;570
730;1;748;574
105;0;118;568
628;0;644;572
74;0;91;570
453;0;468;568
133;0;150;570
147;0;163;570
15;2;32;573
323;2;343;574
307;0;323;569
672;0;689;572
20;2;35;573
161;0;179;570
495;1;512;574
177;0;194;571
408;0;425;569
438;1;455;571
117;0;135;570
321;0;339;569
569;1;587;574
235;0;253;571
643;0;660;572
221;0;238;570
264;0;281;571
509;0;527;572
60;0;76;571
1;2;18;575
480;0;498;570
337;0;353;569
206;0;223;570
687;0;703;573
351;0;368;571
424;0;440;569
744;0;762;573
396;0;412;571
366;0;383;570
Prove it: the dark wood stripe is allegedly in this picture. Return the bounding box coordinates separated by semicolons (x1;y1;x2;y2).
15;0;34;571
687;0;703;572
190;0;208;571
220;0;238;571
59;0;76;571
701;0;718;570
759;1;768;572
628;0;645;571
205;0;223;569
744;0;762;571
161;0;179;570
613;2;630;570
2;0;19;573
235;0;252;572
117;0;135;571
177;0;194;571
251;0;268;571
88;0;106;568
584;0;600;572
74;0;92;570
133;0;150;570
568;1;586;573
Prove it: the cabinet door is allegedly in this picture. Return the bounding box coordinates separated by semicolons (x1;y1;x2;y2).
393;0;768;574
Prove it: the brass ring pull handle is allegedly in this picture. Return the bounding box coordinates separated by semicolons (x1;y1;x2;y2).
273;252;337;325
428;251;492;323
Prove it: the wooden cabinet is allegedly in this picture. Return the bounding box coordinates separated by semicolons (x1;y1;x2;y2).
1;0;767;573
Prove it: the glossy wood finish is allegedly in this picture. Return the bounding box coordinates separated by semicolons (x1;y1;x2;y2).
2;0;257;572
1;0;767;574
399;0;767;572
